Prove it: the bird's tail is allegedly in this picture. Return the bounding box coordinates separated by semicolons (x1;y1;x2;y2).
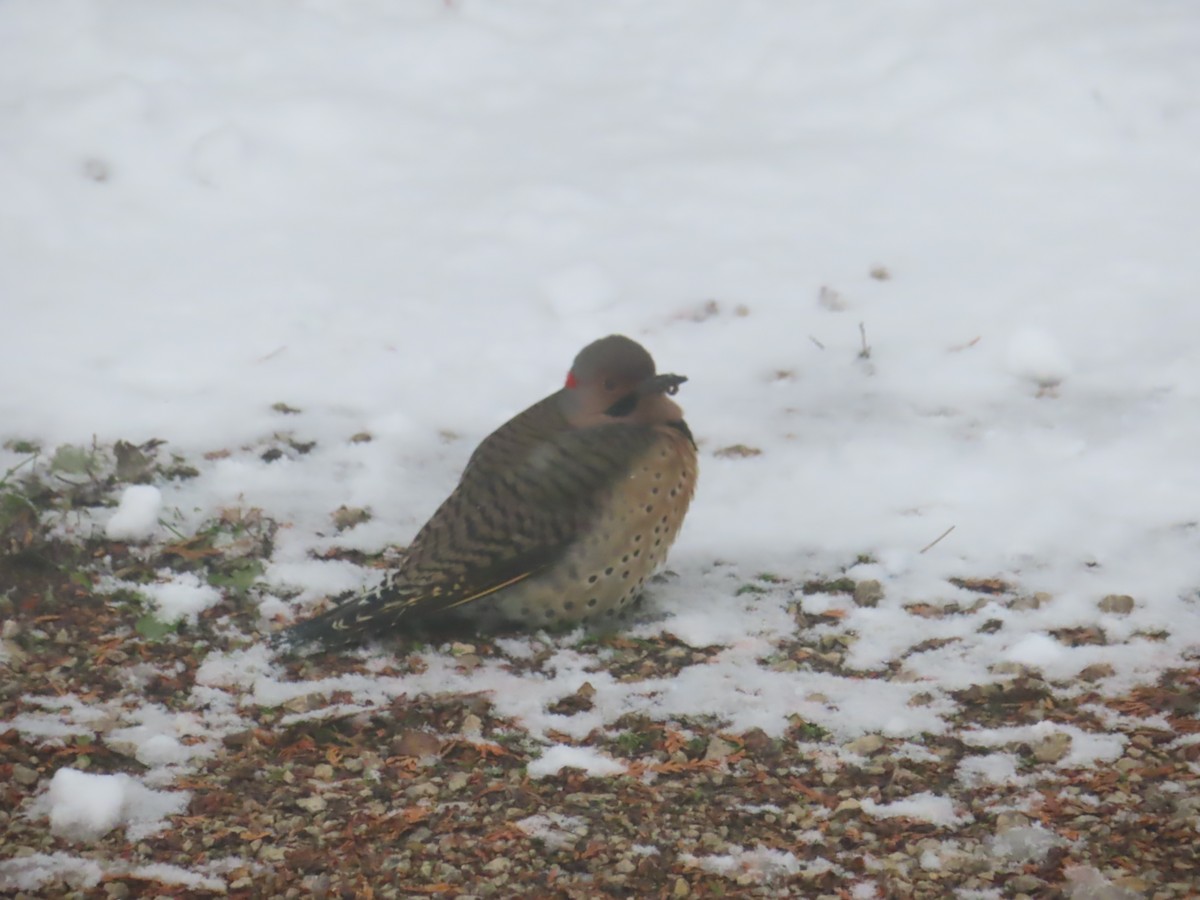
271;578;418;653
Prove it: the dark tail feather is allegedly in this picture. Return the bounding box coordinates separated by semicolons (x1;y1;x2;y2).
271;583;411;653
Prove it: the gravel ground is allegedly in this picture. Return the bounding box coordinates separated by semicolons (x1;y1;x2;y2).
2;447;1199;899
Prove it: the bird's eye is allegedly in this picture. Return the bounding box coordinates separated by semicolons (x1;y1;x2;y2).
603;379;616;391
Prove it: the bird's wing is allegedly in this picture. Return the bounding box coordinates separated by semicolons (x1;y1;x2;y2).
277;416;661;648
396;417;663;608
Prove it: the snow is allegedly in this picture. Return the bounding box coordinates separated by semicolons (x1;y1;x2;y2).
962;721;1126;768
40;768;189;843
0;853;104;892
515;812;587;850
139;572;223;624
860;792;970;828
2;0;1200;888
527;744;628;779
104;484;163;540
990;825;1066;863
0;854;235;894
957;752;1024;787
681;845;811;883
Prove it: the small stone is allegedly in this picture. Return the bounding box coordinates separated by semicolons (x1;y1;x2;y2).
12;764;38;786
460;713;483;737
1079;663;1115;682
313;764;334;781
714;444;763;460
1098;594;1135;615
995;812;1030;833
1113;757;1139;773
834;799;861;815
447;772;470;791
991;661;1031;676
105;882;130;899
704;736;738;762
296;795;326;813
83;157;111;182
853;580;884;608
673;877;690;898
1031;732;1072;764
259;845;288;862
1010;593;1045;611
482;857;510;874
615;858;636;874
845;734;885;757
282;693;324;713
1010;874;1044;892
331;505;371;531
393;730;442;758
1113;876;1150;893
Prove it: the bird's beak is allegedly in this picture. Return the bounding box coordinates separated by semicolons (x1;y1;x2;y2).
638;373;687;397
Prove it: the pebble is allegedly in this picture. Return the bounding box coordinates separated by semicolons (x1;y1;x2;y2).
846;734;885;756
1010;874;1044;892
1098;594;1135;614
296;795;326;813
12;764;38;786
1032;732;1072;763
853;580;884;608
704;736;738;761
1079;663;1115;682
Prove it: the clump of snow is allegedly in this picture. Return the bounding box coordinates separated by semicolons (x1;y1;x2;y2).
0;854;229;894
1005;328;1072;389
0;853;104;892
957;752;1023;787
515;812;587;850
1003;632;1067;669
125;863;226;892
681;845;813;883
962;721;1125;768
105;485;162;540
527;744;627;779
195;644;276;690
141;573;221;624
1063;864;1145;900
860;792;970;828
41;768;189;842
989;825;1065;862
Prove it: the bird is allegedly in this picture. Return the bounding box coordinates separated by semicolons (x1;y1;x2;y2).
275;334;697;650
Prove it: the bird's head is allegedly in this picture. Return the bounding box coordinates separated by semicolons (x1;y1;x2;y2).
559;334;687;426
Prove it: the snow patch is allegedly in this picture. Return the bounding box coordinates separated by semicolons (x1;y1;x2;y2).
40;768;189;843
105;485;162;540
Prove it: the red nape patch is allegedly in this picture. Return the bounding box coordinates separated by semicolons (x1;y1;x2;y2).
565;371;578;389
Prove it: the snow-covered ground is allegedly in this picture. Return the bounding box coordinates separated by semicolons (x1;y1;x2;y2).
2;0;1200;892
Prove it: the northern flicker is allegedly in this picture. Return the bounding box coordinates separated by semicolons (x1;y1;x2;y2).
276;334;697;650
